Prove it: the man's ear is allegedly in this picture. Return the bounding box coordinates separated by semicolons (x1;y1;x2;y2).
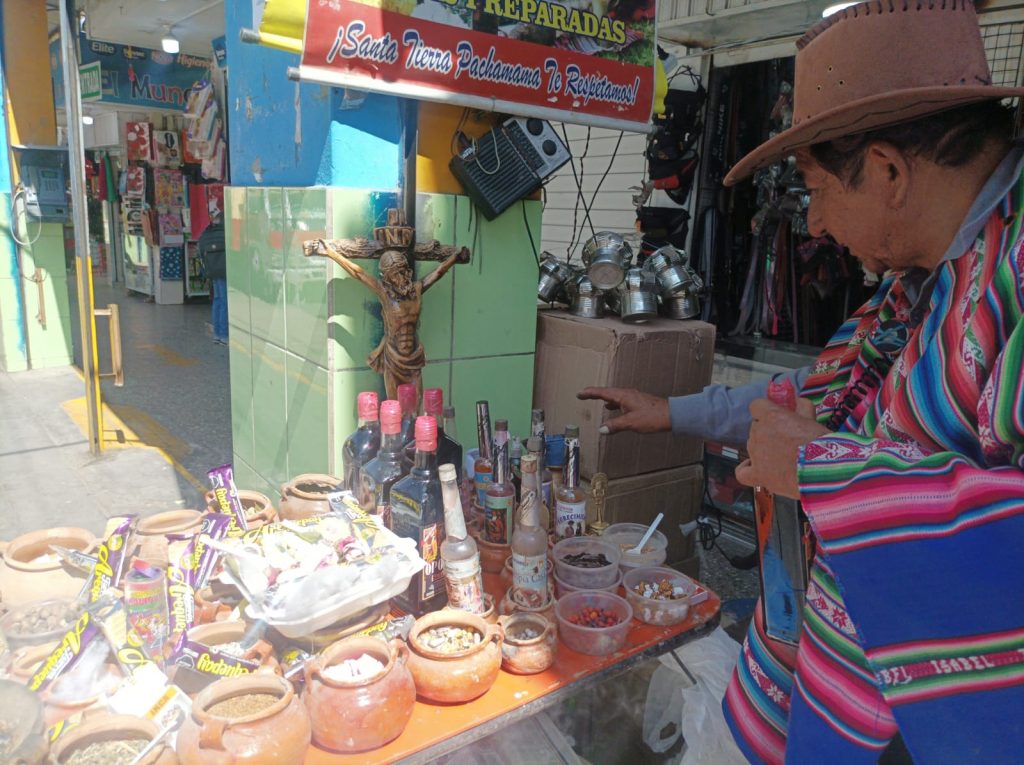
865;142;911;208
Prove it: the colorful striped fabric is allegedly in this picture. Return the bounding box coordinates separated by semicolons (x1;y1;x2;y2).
724;163;1024;763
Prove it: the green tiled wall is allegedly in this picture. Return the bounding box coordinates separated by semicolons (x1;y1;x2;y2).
227;186;539;494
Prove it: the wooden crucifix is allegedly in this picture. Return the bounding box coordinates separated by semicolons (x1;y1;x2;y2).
303;208;471;400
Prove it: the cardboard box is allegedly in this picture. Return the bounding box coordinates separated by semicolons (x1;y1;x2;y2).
584;464;703;565
534;309;715;480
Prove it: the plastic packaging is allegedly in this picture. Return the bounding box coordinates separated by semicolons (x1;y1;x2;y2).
603;522;668;573
622;566;696;626
552;537;621;589
552;567;621;599
555;590;632;656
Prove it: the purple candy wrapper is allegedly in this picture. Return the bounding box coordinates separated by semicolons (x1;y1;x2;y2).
207;464;249;535
28;610;103;693
183;513;231;589
85;515;136;604
171;635;259;680
165;537;198;655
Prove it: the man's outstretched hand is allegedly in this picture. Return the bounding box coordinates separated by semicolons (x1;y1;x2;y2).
577;387;671;435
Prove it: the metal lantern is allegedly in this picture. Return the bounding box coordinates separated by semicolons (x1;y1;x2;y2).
582;232;633;291
618;267;658;323
537;256;576;304
567;273;604;318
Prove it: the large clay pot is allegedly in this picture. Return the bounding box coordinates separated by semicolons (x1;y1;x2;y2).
303;637;415;753
278;474;342;521
0;678;48;765
177;674;311;765
0;528;96;608
172;621;279;696
203;490;277;531
134;510;204;568
48;713;177;765
498;613;558;675
406;610;503;704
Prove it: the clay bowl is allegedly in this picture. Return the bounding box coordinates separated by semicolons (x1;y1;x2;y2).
0;527;96;608
406;610;503;704
48;712;177;765
303;637;415;753
172;621;278;696
498;613;558;675
134;510;204;568
204;490;277;531
278;474;343;521
498;583;558;631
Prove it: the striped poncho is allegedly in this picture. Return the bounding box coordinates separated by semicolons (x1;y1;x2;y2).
724;158;1024;763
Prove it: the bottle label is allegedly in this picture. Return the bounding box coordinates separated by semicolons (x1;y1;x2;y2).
512;551;548;599
484;494;512;545
443;555;485;614
475;469;492;507
420;523;444;602
542;480;552;512
555;499;587;540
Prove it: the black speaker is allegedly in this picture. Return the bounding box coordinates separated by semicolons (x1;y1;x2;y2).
450;117;570;220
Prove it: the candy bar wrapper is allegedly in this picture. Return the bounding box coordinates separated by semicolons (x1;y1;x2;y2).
85;515;136;604
47;712;84;744
171;635;259;680
207;463;249;535
49;544;98;574
165;537;198;654
280;647;312;683
356;614;415;643
124;560;170;661
28;610;103;693
238;514;321;545
95;595;161;677
187;512;232;589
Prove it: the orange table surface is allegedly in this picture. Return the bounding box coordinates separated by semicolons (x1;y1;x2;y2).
304;579;721;765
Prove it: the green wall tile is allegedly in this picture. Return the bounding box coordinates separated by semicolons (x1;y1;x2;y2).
330;367;386;477
285;351;329;477
226;187;251;332
451;354;535;440
251;338;289;489
451;197;540;359
229;330;255;467
421;360;452;404
0;318;29;372
231;455;278;504
248;188;287;346
284;188;329;368
415;193;457;365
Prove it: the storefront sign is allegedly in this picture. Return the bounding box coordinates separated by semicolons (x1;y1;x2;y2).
300;0;657;132
80;61;102;101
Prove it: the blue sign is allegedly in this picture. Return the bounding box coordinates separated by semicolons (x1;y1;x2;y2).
50;36;212;110
212;36;227;68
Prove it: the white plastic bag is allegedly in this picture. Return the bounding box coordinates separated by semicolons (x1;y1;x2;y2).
642;626;747;765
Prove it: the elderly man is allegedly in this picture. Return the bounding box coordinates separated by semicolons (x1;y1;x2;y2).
581;3;1024;762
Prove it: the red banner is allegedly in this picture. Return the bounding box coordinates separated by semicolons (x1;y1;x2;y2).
301;0;657;132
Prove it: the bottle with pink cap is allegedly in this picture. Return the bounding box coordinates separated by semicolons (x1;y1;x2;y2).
357;399;412;529
342;391;382;493
390;415;448;616
397;383;418;448
423;387;464;489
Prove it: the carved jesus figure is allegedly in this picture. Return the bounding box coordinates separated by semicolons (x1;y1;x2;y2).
303;214;469;399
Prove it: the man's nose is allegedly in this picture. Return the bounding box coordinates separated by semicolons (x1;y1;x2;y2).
806;198;826;238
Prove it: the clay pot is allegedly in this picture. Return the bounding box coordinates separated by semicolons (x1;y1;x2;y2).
193;587;235;625
9;643;56;684
204;490;277;531
278;474;342;520
0;678;48;765
498;613;558;675
303;637;416;753
500;555;514;592
48;713;177;765
498;585;558;632
406;610;503;704
172;621;278;696
43;661;124;727
0;528;96;608
177;674;311;765
476;537;510;575
479;593;497;624
134;510;204;568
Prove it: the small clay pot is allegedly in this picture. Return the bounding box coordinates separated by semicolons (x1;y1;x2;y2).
498;585;558;633
0;528;96;608
0;678;48;765
177;674;311;765
476;537;510;575
406;610;503;704
479;593;497;624
498;613;558;675
203;490;277;531
172;621;279;696
500;555;514;592
193;587;235;625
279;474;342;520
9;643;57;684
43;660;124;727
303;637;416;753
48;712;177;765
134;510;204;568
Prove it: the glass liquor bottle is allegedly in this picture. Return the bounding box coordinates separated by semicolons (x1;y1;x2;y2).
440;463;485;614
424;388;464;488
512;456;550;607
510;436;524;504
520;450;549;532
391;416;448;616
526;436;553;518
484;420;515;545
554;425;586;540
398;383;418;448
358;400;412;529
342;391;381;494
473;401;493;508
530;408;546;465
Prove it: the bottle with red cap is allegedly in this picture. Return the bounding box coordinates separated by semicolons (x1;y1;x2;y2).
357;399;412;529
390;415;448;615
397;383;418;448
342;391;382;493
423;387;464;489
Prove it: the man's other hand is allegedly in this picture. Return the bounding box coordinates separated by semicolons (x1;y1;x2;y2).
576;387;671;435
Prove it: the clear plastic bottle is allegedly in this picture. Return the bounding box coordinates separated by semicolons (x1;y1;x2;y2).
440;463;485;614
484;419;514;545
358;399;412;529
473;401;493;508
512;457;550;608
342;391;381;494
554;425;586;540
391;416;448;616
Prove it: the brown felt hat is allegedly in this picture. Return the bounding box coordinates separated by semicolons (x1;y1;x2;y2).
724;0;1024;186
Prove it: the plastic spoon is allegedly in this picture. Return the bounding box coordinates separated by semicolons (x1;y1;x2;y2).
630;513;664;555
126;707;184;765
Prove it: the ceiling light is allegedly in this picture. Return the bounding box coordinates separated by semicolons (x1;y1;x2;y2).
822;2;857;16
161;25;180;54
82;115;94;125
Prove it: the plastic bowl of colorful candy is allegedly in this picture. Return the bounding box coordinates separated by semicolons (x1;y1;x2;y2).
554;590;632;656
622;566;697;626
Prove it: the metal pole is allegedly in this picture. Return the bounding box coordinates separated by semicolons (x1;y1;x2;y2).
59;0;102;455
401;97;418;267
